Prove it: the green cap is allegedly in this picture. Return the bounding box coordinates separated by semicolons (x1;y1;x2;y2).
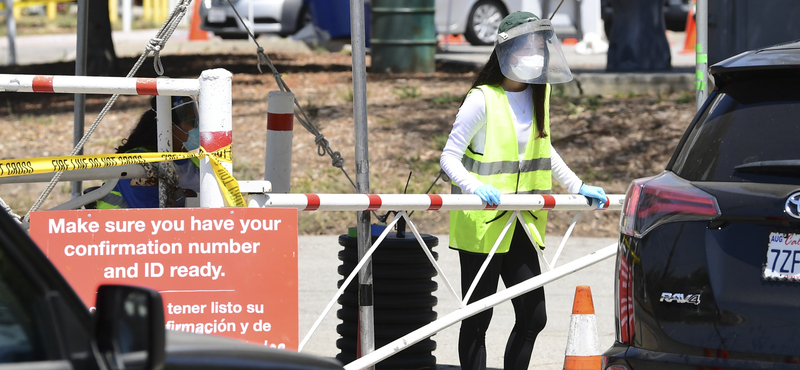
498;11;540;34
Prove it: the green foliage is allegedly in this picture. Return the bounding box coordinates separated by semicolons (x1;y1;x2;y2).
586;95;602;110
432;133;449;150
429;92;461;105
392;86;421;100
676;91;694;104
566;101;584;118
338;87;354;103
232;153;262;181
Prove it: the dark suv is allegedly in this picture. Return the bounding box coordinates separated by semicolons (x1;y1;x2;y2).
602;41;800;369
0;208;343;370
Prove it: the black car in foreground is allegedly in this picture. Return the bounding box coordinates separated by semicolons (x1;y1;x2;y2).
0;208;343;370
602;40;800;369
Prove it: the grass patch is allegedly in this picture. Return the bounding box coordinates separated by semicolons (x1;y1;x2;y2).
392;86;421;100
676;91;694;104
429;92;461;105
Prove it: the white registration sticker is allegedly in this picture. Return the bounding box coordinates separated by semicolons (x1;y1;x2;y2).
207;8;227;23
764;232;800;281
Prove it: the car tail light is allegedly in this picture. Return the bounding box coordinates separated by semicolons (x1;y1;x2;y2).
620;172;720;237
616;243;634;344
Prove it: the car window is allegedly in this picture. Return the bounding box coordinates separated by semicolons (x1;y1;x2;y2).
0;248;49;363
671;76;800;183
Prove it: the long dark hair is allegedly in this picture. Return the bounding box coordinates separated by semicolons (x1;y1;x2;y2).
466;50;548;139
116;108;158;153
116;96;191;153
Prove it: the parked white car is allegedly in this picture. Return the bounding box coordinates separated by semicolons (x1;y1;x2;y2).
435;0;518;45
199;0;310;39
436;0;589;46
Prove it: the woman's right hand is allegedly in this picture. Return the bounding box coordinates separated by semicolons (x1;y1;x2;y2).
474;184;501;206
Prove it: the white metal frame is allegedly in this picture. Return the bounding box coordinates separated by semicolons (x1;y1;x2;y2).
0;70;235;208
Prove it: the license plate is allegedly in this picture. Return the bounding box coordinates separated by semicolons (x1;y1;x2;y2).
207;8;227;23
763;232;800;281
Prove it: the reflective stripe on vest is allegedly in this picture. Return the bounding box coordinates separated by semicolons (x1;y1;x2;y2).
96;190;128;209
450;84;552;254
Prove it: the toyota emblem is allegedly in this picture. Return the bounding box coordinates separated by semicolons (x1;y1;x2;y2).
786;192;800;219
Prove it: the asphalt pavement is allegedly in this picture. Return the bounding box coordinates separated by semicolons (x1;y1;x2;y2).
0;29;690;369
298;234;618;370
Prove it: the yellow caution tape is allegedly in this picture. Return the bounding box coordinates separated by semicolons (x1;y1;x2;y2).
0;144;245;207
198;146;244;207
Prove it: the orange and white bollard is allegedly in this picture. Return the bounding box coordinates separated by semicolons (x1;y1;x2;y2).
563;285;602;370
264;91;295;193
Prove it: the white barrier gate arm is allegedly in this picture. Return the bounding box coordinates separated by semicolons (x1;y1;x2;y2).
343;243;617;370
250;192;624;368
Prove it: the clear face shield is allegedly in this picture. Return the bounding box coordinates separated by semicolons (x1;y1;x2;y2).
171;96;199;127
496;19;573;84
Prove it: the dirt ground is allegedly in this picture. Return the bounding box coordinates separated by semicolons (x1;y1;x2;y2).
0;48;696;238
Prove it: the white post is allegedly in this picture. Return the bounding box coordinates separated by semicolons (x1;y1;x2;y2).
156;93;172;208
198;69;232;208
5;0;15;66
122;0;132;32
264;91;294;193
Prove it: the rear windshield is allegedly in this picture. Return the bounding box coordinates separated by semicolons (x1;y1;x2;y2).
670;76;800;183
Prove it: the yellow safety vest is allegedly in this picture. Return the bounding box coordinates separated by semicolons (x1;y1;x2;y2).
94;148;200;209
449;84;552;254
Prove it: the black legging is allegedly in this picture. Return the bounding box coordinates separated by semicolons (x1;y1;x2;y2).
457;221;547;370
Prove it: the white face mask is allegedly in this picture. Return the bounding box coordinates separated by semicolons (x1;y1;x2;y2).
510;54;544;80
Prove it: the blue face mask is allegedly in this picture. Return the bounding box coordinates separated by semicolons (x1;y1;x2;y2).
183;127;200;151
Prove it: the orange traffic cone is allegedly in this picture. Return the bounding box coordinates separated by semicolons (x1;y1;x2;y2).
563;286;601;370
681;5;696;54
440;34;467;46
189;0;209;41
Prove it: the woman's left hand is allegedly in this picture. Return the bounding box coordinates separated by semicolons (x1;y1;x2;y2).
579;184;607;209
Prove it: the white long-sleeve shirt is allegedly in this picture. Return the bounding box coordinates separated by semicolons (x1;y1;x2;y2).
440;86;583;195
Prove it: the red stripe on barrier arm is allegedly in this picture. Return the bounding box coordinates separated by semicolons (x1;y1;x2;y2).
135;78;159;95
32;76;54;92
367;194;382;211
484;204;498;210
304;194;320;211
267;113;294;131
427;194;443;210
603;197;610;210
542;194;556;210
200;131;233;153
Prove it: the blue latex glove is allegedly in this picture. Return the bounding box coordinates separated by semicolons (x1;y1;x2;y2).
474;184;501;206
579;184;607;209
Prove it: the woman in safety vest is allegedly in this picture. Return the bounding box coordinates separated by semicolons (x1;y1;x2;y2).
439;11;607;370
95;96;200;209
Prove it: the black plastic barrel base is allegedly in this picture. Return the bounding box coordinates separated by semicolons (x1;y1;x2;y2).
336;230;438;370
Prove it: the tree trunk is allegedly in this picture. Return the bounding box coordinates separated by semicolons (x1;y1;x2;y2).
606;0;671;71
87;1;119;76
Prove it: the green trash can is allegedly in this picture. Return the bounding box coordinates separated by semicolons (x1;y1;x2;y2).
370;0;437;73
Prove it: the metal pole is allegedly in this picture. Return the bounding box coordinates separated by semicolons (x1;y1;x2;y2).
695;0;708;111
5;0;15;66
156;93;172;208
72;0;88;199
349;0;374;366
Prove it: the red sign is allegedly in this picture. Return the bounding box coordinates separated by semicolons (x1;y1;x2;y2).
30;207;299;350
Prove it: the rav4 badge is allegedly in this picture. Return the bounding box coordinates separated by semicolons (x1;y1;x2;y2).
660;292;701;305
